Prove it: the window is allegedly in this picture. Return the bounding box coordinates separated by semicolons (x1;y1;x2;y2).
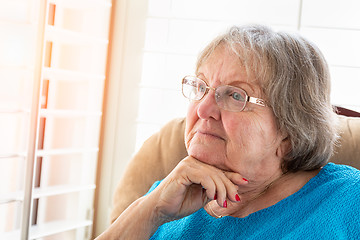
0;0;111;239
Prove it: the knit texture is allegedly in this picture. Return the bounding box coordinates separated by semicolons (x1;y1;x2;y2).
148;163;360;239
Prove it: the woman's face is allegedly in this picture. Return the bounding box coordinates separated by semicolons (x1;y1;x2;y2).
185;46;289;183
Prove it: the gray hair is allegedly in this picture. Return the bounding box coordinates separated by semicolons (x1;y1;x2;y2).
196;25;339;172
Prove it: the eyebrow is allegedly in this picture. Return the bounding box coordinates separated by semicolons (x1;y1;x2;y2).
196;72;260;97
228;81;256;94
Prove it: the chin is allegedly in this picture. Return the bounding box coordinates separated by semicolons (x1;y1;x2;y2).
187;144;225;166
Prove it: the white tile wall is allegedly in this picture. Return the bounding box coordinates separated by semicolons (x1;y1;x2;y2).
330;66;360;106
141;53;167;87
224;0;300;25
165;54;197;87
136;87;188;149
140;53;196;89
148;0;172;17
302;0;360;29
136;88;187;123
144;18;169;51
168;19;224;54
171;0;300;25
301;28;360;67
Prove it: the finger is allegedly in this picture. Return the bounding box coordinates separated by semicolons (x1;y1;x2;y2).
183;167;222;202
223;172;249;186
179;158;219;201
177;157;239;206
211;174;227;207
200;175;216;201
211;172;241;206
219;173;241;204
191;163;239;206
202;187;213;205
184;168;229;207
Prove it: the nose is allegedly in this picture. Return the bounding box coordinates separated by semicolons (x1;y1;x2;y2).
196;89;221;121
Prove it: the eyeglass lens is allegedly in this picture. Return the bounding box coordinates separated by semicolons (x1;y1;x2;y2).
182;76;248;112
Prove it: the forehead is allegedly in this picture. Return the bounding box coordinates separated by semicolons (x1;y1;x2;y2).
197;46;258;86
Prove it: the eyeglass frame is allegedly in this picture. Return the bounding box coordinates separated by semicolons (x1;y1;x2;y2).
181;75;266;112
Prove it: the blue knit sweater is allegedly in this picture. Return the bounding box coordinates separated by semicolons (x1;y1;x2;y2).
148;163;360;239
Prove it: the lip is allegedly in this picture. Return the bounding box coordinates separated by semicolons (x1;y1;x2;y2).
196;130;225;141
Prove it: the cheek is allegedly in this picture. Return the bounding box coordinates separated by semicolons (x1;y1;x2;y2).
223;117;282;175
222;115;278;160
185;102;198;146
226;113;278;141
223;116;253;144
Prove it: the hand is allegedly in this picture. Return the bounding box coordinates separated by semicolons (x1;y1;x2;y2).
148;156;244;223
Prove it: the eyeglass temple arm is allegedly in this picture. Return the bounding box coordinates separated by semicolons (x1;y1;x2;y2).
247;96;266;107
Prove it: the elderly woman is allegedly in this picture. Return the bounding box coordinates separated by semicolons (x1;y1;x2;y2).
97;25;360;239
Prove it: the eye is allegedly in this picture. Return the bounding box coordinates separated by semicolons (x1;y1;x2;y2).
230;91;245;101
198;84;206;93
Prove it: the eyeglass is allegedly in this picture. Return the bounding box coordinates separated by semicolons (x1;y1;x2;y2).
182;76;266;112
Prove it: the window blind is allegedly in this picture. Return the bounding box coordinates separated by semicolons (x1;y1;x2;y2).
0;0;111;239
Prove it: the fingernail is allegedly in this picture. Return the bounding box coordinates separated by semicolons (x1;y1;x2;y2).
214;193;217;200
223;200;227;208
242;178;248;182
235;194;241;201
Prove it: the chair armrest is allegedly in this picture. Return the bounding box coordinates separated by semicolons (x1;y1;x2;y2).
110;118;187;223
330;115;360;169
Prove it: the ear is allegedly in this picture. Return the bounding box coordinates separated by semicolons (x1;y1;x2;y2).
276;136;291;159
